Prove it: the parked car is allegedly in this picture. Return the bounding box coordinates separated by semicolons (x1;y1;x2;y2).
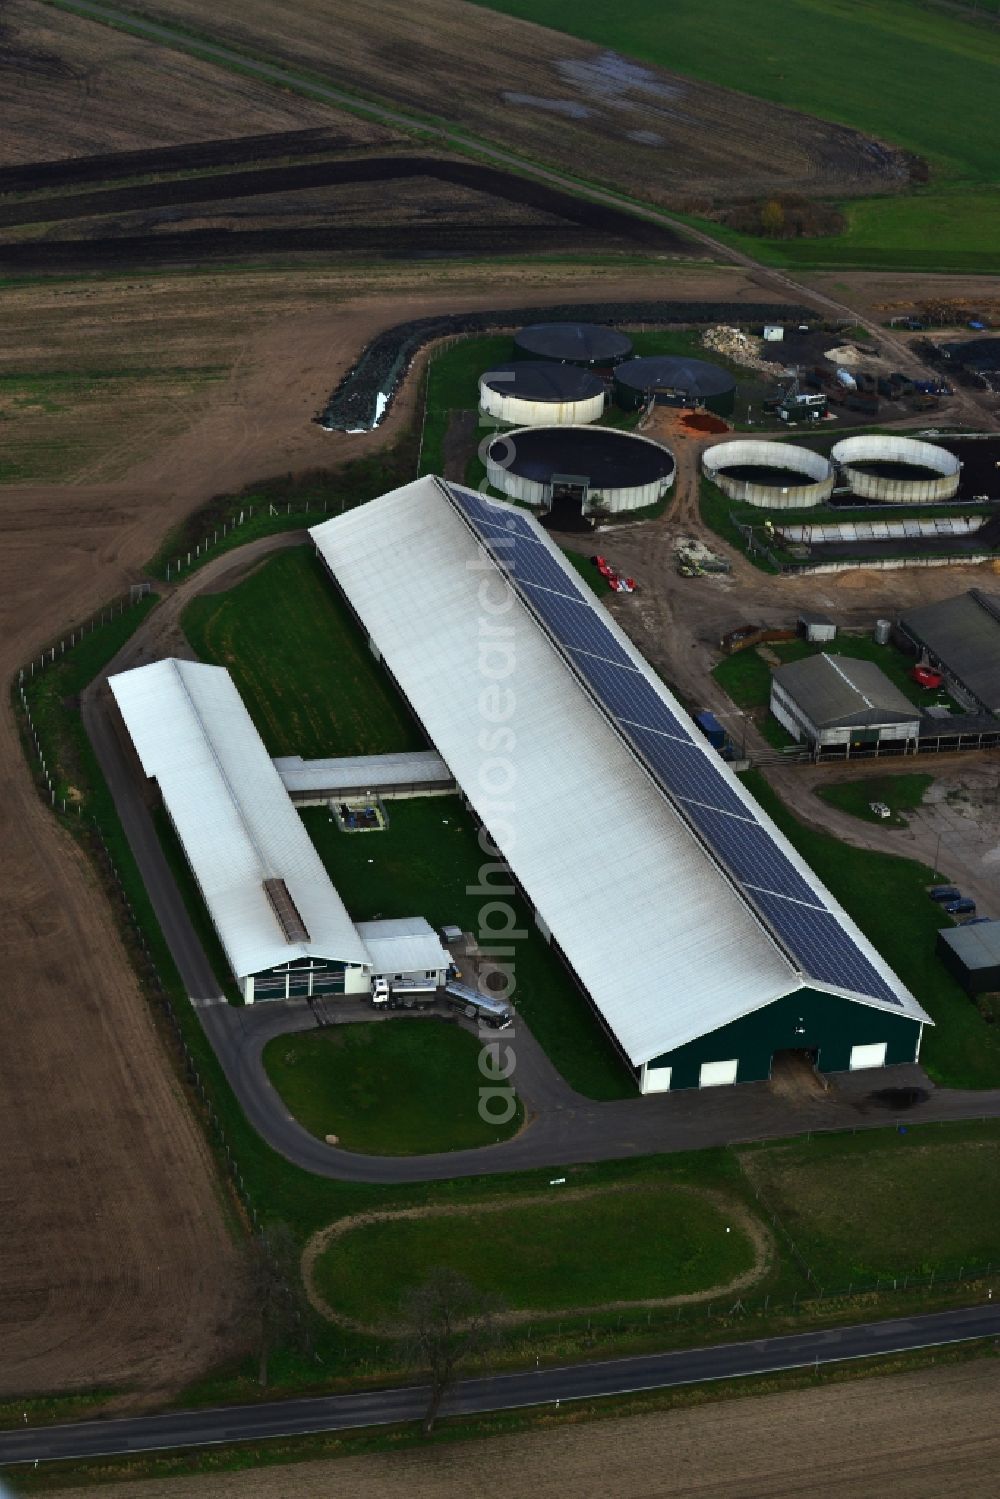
929;885;961;902
944;897;977;916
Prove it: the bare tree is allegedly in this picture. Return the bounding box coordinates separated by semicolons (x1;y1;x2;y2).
399;1267;506;1434
245;1221;313;1389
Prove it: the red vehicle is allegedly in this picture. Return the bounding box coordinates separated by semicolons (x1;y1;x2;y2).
590;555;636;593
912;665;944;690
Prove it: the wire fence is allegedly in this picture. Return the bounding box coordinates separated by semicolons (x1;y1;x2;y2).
15;587;150;812
159;494;351;583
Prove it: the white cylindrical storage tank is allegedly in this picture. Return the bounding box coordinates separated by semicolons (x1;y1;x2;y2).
486;426;675;516
702;440;834;509
831;435;961;503
874;619;892;645
479;361;605;427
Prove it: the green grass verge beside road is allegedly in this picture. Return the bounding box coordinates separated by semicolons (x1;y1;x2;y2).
263;1021;523;1154
742;1130;1000;1283
817;773;933;829
744;771;1000;1089
301;801;633;1100
314;1181;757;1325
182;546;426;759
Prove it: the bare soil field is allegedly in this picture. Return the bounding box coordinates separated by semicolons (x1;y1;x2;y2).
0;0;394;163
0;153;692;273
0;261;762;487
125;0;913;206
49;1357;1000;1497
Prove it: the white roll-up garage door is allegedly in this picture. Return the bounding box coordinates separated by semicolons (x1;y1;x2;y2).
699;1058;739;1087
849;1041;887;1070
642;1064;672;1093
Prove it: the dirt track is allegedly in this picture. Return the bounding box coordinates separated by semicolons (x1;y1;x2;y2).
2;254;998;1403
48;1357;1000;1497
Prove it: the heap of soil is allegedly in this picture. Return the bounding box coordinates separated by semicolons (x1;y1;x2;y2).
682;412;728;433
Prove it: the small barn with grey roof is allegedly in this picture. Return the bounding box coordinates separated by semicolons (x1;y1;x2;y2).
770;654;920;753
898;590;1000;715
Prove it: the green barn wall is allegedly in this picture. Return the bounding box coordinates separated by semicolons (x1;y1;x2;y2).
645;988;921;1090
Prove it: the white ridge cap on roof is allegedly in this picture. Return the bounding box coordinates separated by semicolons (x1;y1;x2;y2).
311;478;929;1066
109;658;369;983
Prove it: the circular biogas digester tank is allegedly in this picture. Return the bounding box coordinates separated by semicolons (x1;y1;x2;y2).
831;435;961;503
479;361;606;427
702;440;834;509
614;355;737;417
513;322;633;370
486;425;675;517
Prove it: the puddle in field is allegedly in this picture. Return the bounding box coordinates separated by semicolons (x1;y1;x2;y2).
501;92;591;119
556;51;685;106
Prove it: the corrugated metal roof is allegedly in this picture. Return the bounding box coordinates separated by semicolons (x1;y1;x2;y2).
773;654;919;730
273;751;452;795
939;920;1000;969
109;659;370;982
355;918;450;976
311;479;927;1065
900;590;1000;712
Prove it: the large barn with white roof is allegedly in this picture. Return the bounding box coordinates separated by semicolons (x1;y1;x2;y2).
310;479;931;1093
108;658;449;1003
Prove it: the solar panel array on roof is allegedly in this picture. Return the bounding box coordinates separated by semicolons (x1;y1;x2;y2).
446;483;901;1008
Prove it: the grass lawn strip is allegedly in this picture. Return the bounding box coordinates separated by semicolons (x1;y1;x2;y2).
181;546;426;759
301;800;632;1100
817;773;933;829
304;1183;772;1331
262;1020;524;1155
740;1136;1000;1286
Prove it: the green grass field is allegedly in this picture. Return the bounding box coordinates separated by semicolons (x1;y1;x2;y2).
313;1180;758;1324
743;771;1000;1089
817;772;933;829
301;801;633;1100
473;0;1000;266
181;546;426;758
743;1131;1000;1283
262;1020;523;1154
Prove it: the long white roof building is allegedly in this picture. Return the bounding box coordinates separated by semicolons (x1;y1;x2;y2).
311;479;929;1078
109;658;370;986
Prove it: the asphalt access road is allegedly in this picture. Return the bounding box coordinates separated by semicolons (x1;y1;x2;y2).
2;1304;998;1466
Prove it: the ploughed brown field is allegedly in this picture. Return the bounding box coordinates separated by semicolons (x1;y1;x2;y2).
6;0;911;206
0;0;395;162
